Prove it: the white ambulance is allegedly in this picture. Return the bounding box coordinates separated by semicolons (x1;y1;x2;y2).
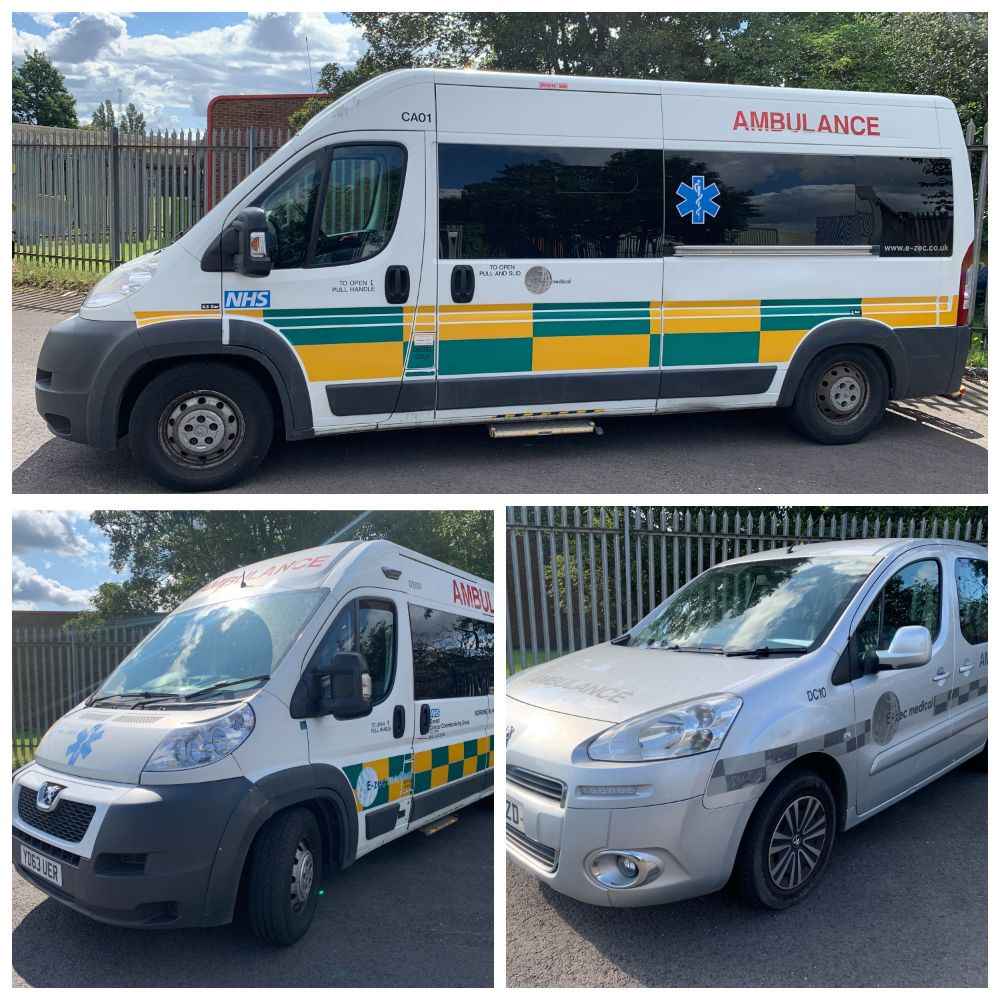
506;539;986;908
36;69;975;490
13;540;494;944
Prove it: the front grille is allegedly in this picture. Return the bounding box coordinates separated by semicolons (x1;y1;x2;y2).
12;826;81;866
507;765;566;804
18;786;96;844
507;826;559;872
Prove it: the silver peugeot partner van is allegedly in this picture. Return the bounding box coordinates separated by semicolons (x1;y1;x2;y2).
506;538;986;909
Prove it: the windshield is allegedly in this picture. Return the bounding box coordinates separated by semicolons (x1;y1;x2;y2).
94;589;327;701
631;557;879;654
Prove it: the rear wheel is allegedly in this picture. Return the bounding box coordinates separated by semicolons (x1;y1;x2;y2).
787;345;889;444
246;807;323;946
128;361;274;491
734;768;836;909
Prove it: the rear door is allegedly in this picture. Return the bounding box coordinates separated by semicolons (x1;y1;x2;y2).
222;131;428;431
848;551;954;815
948;554;988;762
434;82;664;421
408;600;494;826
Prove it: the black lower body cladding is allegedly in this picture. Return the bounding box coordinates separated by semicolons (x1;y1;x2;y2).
12;776;256;929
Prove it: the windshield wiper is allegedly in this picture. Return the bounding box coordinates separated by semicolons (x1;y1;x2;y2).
180;674;272;700
643;643;726;653
724;647;805;658
87;691;179;706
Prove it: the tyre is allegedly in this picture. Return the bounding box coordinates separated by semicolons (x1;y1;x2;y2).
733;768;836;909
787;345;889;444
246;807;323;946
128;362;274;491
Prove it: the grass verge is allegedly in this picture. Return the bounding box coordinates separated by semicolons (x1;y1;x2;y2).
12;259;101;294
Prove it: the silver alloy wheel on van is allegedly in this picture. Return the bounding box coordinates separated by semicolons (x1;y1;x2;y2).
157;390;245;468
815;362;869;421
767;794;828;890
290;837;315;914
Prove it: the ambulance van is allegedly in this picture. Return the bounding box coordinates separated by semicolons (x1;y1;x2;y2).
35;69;975;490
506;538;986;908
13;540;494;944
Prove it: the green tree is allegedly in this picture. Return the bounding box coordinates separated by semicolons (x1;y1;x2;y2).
64;510;493;627
90;98;115;129
120;101;146;135
12;49;78;127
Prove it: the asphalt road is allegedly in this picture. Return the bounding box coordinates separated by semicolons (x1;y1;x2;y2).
506;766;986;988
13;796;493;988
14;303;988;494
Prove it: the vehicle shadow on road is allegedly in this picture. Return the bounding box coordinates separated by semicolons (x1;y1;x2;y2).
13;797;493;988
13;396;988;495
507;769;985;988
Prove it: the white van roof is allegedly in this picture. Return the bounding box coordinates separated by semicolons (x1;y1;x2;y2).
177;539;493;616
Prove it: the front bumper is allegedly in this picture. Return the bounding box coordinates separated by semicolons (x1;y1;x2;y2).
505;774;754;906
13;765;253;928
35;313;147;450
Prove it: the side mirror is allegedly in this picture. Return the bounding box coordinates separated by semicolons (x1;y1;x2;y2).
232;207;272;277
289;651;373;720
870;625;932;672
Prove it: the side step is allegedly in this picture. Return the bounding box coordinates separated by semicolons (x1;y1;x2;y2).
489;419;602;439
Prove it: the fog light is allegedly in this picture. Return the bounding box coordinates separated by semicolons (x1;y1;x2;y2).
617;855;639;878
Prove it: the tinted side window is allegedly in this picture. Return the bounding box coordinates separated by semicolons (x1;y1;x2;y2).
255;153;324;269
955;558;988;646
666;151;857;247
853;559;941;662
856;156;953;257
409;604;494;699
439;143;663;259
314;145;406;266
310;599;397;704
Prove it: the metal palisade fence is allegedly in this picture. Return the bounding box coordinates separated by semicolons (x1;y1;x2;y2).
506;506;987;674
12;617;162;768
12;123;294;271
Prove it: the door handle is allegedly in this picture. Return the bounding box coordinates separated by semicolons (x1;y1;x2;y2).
932;668;950;683
450;264;475;303
419;703;431;736
393;704;405;739
385;264;410;304
958;660;974;675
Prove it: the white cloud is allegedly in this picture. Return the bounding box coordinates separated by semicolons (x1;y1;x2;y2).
12;13;366;129
12;557;94;610
12;511;94;558
31;14;60;30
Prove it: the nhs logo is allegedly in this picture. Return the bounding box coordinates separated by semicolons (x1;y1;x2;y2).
224;289;270;309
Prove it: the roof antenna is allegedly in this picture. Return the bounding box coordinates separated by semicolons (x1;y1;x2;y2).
240;567;247;588
787;542;796;553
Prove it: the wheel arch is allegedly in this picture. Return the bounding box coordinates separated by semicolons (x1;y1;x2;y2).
755;751;850;834
776;317;907;407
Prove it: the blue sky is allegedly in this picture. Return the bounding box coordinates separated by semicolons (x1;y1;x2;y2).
12;512;127;611
11;12;365;130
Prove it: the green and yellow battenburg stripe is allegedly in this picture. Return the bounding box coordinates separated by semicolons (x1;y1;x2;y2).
342;735;494;813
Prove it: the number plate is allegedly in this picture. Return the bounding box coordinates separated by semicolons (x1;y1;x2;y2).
505;796;525;832
19;844;63;887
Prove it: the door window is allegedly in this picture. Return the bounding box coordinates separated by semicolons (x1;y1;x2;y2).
314;145;406;266
853;559;941;663
955;558;988;646
309;598;397;703
409;605;494;699
255;153;324;269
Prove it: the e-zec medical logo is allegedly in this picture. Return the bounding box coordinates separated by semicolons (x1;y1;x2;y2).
223;290;271;309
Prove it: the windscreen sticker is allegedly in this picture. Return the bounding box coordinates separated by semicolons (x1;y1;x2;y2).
676;175;721;225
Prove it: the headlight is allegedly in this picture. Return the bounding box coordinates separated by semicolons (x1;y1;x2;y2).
144;705;255;771
588;694;742;762
84;251;161;308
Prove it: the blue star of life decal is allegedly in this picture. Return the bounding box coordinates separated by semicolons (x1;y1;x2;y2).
676;175;721;224
65;723;104;765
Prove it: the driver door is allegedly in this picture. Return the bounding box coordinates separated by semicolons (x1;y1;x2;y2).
222;131;428;432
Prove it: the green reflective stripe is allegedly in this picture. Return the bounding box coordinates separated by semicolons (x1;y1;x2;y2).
265;306;404;318
663;331;760;366
532;308;652;321
270;314;405;327
278;325;403;346
439;338;533;375
648;332;662;367
533;300;649;310
760;299;861;331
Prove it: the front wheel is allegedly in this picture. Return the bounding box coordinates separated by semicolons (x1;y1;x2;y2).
245;807;323;946
733;768;837;909
787;345;889;444
128;362;275;491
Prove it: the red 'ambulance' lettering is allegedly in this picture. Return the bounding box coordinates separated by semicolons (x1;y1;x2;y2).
453;580;494;613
